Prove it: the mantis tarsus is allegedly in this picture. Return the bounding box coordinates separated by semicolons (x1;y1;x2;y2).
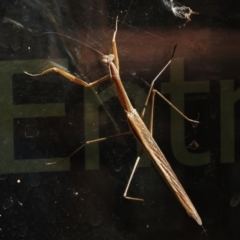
25;17;202;226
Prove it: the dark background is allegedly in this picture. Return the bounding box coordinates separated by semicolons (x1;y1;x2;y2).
0;0;240;239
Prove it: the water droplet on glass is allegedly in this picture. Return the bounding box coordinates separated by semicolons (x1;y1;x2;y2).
24;125;39;138
23;14;30;22
28;141;36;150
3;197;14;210
0;176;7;181
113;158;122;172
12;218;21;228
230;194;240;207
18;223;28;237
11;40;20;51
29;173;41;187
89;212;102;227
131;71;136;76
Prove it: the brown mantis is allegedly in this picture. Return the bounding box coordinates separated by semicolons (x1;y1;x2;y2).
25;17;202;226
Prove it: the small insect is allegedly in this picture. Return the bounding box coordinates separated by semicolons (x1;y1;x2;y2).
25;17;202;225
162;0;199;27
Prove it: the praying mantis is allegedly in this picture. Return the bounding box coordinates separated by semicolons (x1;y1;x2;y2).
25;17;202;226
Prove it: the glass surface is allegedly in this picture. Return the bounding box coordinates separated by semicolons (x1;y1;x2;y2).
0;0;240;239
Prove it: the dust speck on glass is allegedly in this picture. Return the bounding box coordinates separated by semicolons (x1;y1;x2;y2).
0;0;240;239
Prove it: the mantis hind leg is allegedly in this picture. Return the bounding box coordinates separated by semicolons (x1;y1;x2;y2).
123;148;145;202
46;132;131;165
